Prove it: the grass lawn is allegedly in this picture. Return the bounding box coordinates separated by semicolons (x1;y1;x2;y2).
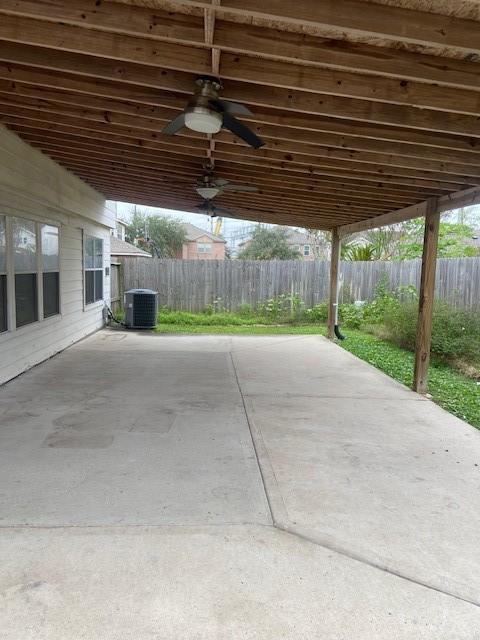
155;323;326;335
339;330;479;429
154;318;479;429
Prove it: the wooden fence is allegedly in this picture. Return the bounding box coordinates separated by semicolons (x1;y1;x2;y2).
119;257;480;311
110;261;124;313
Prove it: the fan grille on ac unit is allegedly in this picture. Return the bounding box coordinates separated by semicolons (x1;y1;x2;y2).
124;289;158;329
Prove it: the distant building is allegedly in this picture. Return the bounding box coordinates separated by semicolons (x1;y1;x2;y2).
113;218;128;242
239;227;327;260
285;229;327;260
110;236;152;259
179;223;226;260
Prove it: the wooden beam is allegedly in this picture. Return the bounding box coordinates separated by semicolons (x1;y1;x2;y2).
28;142;410;209
2;91;479;179
8;122;442;199
164;0;480;55
327;228;341;340
3;0;480;91
413;199;440;394
18;131;422;202
0;39;480;138
10;123;428;196
2;11;480;118
4;60;480;156
5;75;480;165
2;108;466;189
338;186;480;236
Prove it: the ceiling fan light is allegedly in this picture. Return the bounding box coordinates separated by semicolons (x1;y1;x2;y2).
196;186;220;199
185;110;222;134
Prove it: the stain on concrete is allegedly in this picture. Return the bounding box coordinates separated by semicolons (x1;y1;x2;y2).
130;408;177;433
43;428;114;449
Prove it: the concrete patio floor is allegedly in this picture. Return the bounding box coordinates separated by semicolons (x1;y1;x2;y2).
1;330;479;639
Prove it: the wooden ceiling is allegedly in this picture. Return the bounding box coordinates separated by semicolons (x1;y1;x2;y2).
0;0;480;229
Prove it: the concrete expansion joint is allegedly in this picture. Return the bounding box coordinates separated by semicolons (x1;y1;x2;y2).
228;349;480;612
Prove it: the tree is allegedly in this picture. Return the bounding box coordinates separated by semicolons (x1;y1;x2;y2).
237;225;301;260
342;243;378;261
396;219;479;259
342;218;479;261
125;209;187;258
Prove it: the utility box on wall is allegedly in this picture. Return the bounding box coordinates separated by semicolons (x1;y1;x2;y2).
124;288;158;329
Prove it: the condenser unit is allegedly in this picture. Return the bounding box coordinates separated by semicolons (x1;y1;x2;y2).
124;288;158;329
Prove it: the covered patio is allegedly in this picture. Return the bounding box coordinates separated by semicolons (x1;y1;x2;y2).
1;0;480;390
1;1;480;637
1;330;480;638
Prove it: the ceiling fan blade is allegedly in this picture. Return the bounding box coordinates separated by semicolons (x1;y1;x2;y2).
212;178;230;187
215;99;252;116
222;113;265;149
162;112;186;135
221;184;259;193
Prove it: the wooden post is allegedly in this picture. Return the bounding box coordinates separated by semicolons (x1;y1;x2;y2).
413;199;440;394
328;228;341;340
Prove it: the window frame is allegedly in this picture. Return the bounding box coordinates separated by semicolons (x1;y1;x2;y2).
0;215;61;336
84;235;104;305
303;244;311;257
197;241;213;254
0;215;7;333
13;216;39;329
41;224;60;319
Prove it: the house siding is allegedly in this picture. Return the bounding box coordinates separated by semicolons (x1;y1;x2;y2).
182;235;226;260
0;126;114;385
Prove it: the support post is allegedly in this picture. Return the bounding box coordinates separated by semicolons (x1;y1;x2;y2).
413;199;440;394
328;228;341;340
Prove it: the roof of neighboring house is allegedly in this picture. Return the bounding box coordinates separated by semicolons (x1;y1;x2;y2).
110;236;152;257
182;223;226;243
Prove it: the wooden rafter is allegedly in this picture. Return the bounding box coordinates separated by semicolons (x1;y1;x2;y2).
0;0;479;230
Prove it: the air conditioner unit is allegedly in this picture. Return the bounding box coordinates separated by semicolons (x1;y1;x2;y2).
124;288;158;329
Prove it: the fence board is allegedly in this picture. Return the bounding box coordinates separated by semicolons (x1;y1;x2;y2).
119;257;480;311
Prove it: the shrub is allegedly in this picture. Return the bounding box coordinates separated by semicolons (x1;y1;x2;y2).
339;303;363;329
258;293;305;321
237;303;254;317
305;302;328;322
383;300;480;364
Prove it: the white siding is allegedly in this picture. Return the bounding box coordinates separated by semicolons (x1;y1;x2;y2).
0;126;115;385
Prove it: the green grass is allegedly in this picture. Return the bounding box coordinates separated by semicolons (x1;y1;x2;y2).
152;313;480;429
338;330;480;429
155;322;327;335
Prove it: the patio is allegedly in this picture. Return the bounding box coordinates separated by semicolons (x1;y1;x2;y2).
1;330;479;638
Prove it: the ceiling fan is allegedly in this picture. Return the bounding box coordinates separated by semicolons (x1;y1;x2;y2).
162;76;265;149
195;174;259;200
195;199;233;218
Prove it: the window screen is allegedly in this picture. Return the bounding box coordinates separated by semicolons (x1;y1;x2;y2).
84;236;103;304
13;218;38;328
0;217;6;333
41;225;60;318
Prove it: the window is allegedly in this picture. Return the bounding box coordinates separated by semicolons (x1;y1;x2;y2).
13;218;38;328
0;216;6;333
84;236;103;304
197;242;212;253
303;244;311;257
41;225;60;318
